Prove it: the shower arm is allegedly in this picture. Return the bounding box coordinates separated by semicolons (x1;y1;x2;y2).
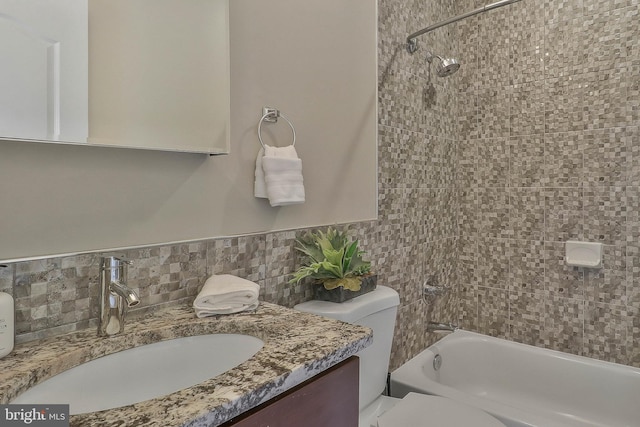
406;0;523;54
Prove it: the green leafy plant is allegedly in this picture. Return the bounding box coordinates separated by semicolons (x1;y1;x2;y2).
290;227;372;291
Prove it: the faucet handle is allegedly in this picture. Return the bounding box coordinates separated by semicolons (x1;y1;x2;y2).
423;282;450;297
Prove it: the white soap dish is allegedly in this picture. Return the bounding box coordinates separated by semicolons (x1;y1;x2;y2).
565;241;602;268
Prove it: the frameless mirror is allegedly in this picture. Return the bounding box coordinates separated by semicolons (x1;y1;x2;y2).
0;0;230;154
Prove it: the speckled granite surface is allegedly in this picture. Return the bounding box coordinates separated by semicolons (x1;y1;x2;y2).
0;302;372;426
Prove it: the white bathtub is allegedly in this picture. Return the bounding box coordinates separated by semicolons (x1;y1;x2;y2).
390;330;640;427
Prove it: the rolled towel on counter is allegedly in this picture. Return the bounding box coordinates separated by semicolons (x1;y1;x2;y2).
256;144;305;207
193;274;260;317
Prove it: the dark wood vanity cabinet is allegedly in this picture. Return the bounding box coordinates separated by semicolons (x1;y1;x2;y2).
221;356;359;427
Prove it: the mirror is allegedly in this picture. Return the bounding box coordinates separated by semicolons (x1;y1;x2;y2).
0;0;230;154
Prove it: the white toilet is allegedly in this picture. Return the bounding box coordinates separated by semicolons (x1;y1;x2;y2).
295;285;506;427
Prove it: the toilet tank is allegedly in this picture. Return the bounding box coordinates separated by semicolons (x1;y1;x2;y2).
294;286;400;410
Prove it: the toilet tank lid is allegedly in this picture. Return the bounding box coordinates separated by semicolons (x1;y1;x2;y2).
294;285;399;323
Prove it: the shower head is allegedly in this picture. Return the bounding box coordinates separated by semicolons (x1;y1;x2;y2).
435;57;460;77
426;51;460;77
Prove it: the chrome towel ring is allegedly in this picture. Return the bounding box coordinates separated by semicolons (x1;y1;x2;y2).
258;107;296;149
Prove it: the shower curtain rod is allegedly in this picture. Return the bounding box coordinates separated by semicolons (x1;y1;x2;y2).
406;0;523;54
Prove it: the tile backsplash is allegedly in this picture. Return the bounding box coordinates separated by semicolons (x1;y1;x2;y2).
2;225;367;344
1;215;457;371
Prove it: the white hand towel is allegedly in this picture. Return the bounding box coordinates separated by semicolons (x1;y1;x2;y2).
254;147;268;199
193;274;260;317
261;144;305;207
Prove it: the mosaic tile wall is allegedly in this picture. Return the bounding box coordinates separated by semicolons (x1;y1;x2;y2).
0;232;321;343
4;0;637;375
377;0;464;368
457;0;640;367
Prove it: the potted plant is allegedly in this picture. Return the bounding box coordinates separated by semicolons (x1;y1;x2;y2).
290;227;377;302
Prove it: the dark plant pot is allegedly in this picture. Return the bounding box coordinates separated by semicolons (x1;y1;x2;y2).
313;274;377;303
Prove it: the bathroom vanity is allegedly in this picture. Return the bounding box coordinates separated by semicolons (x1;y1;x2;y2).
0;302;371;426
222;356;359;427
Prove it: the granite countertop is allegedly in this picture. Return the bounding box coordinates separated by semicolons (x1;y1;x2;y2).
0;302;372;426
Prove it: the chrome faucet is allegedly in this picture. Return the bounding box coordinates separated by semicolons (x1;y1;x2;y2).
99;256;140;336
427;321;459;333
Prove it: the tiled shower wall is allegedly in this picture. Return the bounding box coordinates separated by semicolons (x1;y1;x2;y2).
457;0;640;366
4;0;637;373
378;0;463;368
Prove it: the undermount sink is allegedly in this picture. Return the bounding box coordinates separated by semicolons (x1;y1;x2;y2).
11;334;264;415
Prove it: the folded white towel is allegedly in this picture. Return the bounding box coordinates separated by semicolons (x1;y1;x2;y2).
254;147;268;199
193;274;260;317
259;144;305;207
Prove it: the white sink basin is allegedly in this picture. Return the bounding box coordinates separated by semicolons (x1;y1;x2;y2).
11;334;263;415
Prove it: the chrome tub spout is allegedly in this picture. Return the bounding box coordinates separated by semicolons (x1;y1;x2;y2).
427;321;459;333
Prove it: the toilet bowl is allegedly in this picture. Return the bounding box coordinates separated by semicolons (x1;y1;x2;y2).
295;286;507;427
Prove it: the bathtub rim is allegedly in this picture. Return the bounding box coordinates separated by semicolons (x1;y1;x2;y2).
390;330;640;427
